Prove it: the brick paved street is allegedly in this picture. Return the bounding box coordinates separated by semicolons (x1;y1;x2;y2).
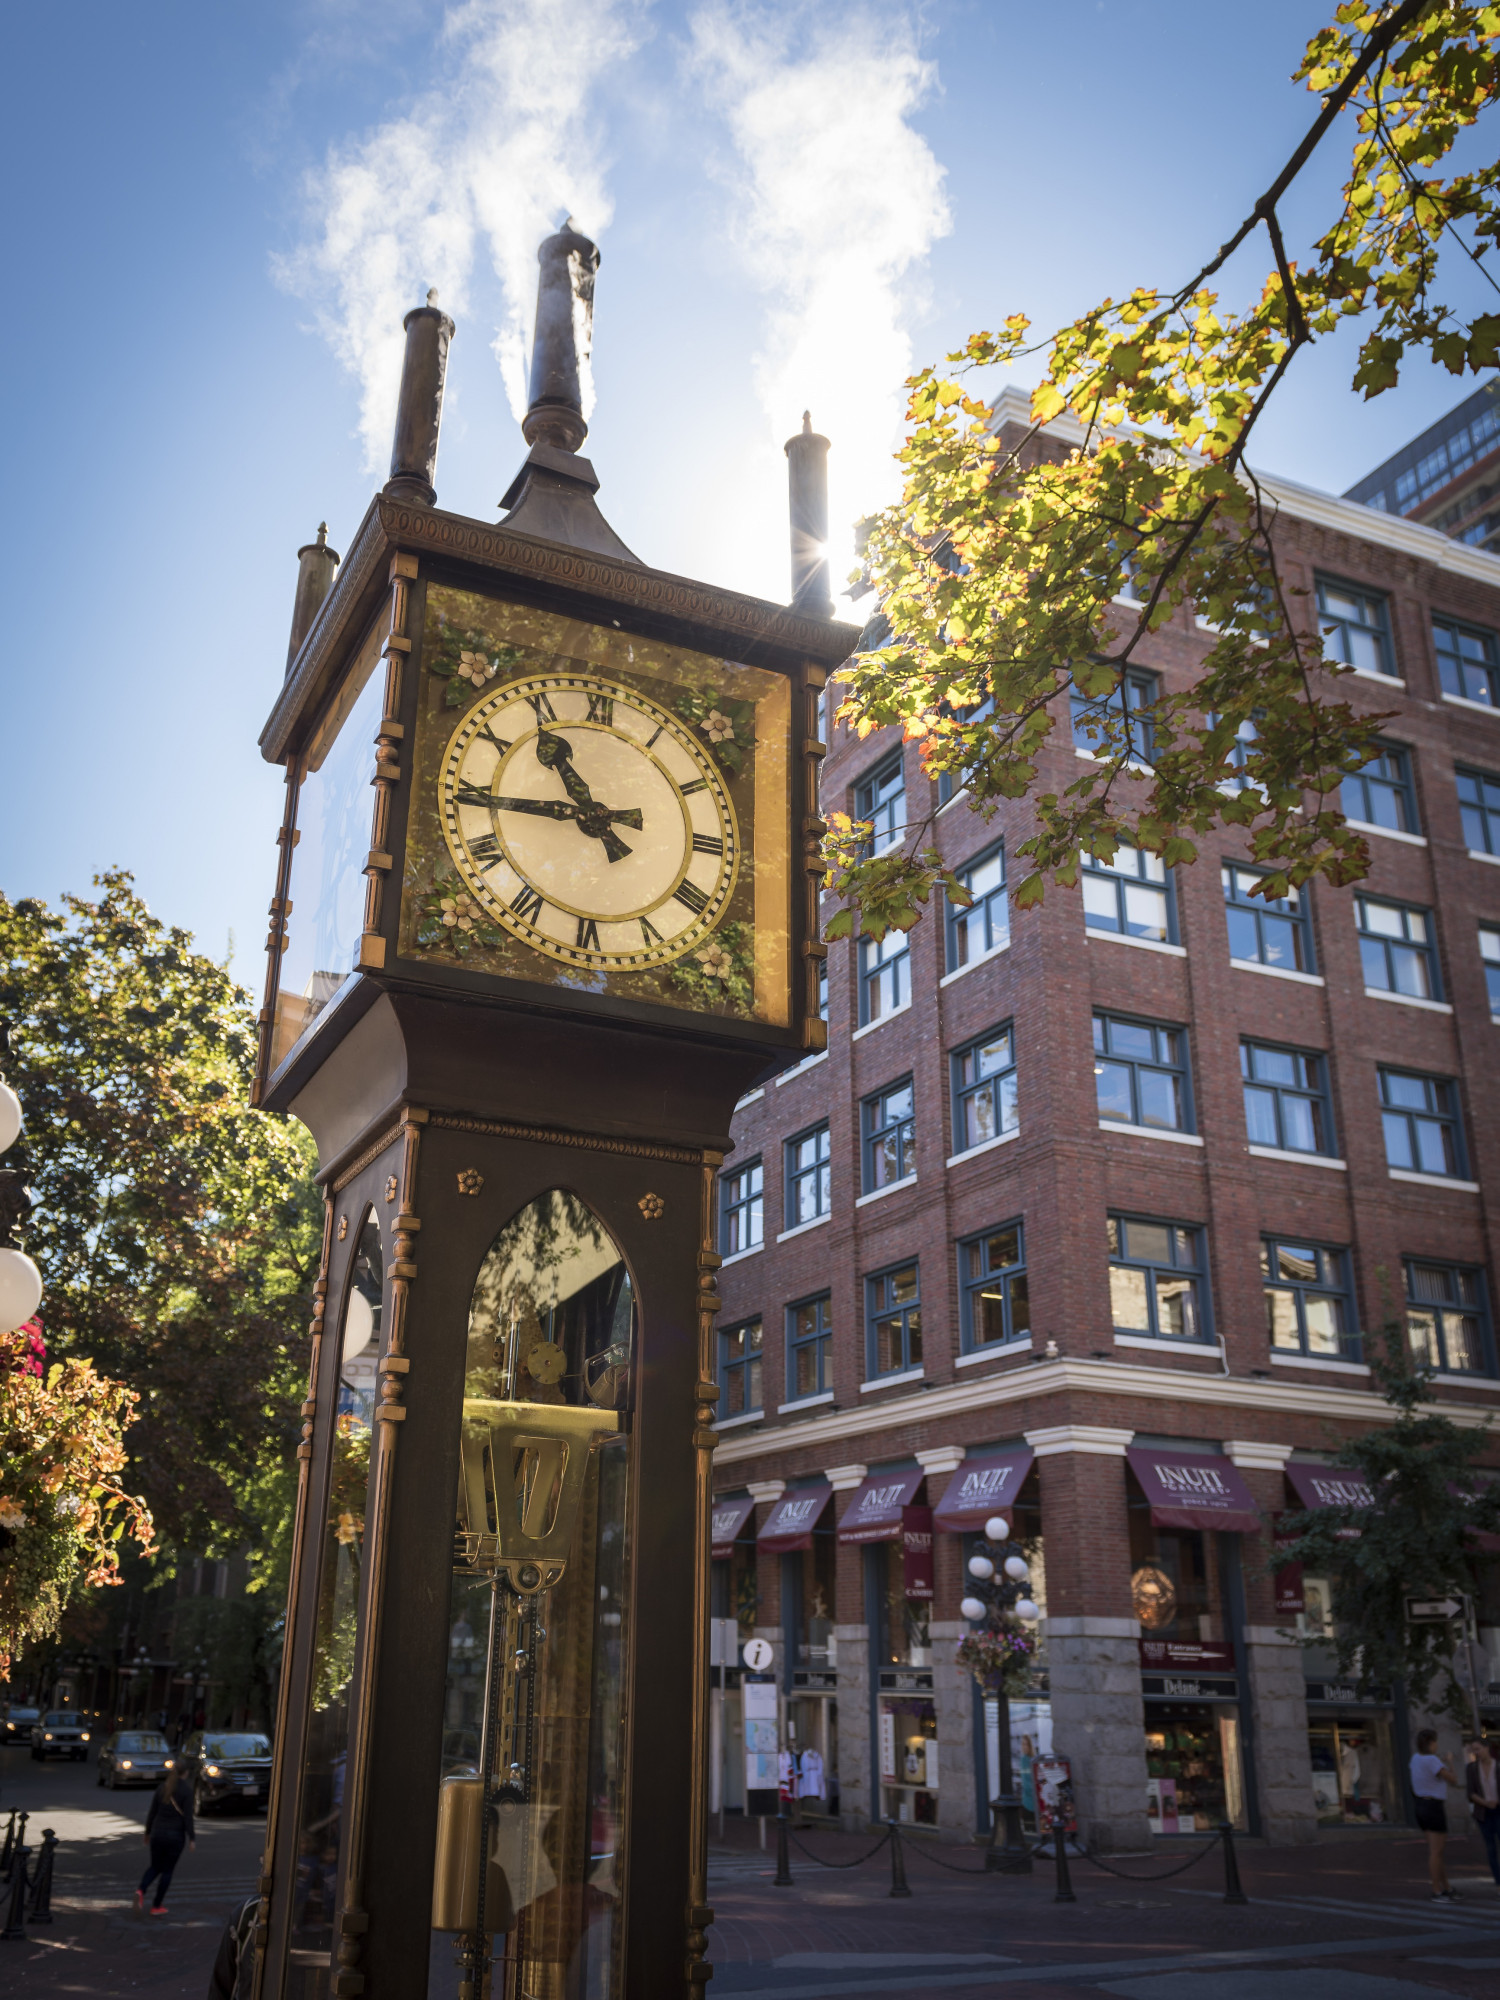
5;1750;1500;2000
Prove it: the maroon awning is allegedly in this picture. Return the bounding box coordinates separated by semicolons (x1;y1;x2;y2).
1126;1448;1259;1533
710;1492;757;1561
933;1450;1036;1533
758;1485;832;1555
836;1466;925;1545
1284;1463;1375;1512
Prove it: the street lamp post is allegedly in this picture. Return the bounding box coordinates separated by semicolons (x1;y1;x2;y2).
958;1514;1042;1874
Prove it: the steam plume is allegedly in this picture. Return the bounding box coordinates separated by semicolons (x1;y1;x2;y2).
277;0;642;469
687;3;951;599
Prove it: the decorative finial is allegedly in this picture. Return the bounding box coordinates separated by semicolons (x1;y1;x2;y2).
802;411;812;433
427;287;439;307
315;522;327;545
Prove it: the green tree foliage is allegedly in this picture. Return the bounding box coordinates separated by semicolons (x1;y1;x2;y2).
0;873;321;1568
829;1;1500;940
1274;1329;1500;1721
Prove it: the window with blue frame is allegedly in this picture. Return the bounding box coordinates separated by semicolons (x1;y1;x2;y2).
1482;926;1500;1016
1108;1216;1209;1343
1379;1068;1466;1178
1457;767;1500;855
1222;865;1314;972
1217;714;1262;794
1071;667;1157;764
1433;614;1498;707
945;844;1008;968
787;1295;833;1399
1082;845;1174;942
1406;1260;1492;1376
951;1026;1018;1154
863;1079;915;1191
936;691;995;805
785;1123;831;1227
1262;1240;1357;1360
1342;742;1419;833
866;1263;922;1378
813;956;829;1022
1241;1042;1334;1155
718;1319;763;1417
719;1159;763;1256
959;1223;1029;1349
856;753;906;854
1318;577;1395;676
858;928;910;1024
1356;896;1440;1000
1093;1014;1190;1131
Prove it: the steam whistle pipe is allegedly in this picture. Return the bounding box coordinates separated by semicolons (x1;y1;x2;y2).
785;412;833;619
385;291;456;506
284;523;340;677
523;222;600;453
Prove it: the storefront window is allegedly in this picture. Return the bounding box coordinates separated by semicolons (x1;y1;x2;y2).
798;1533;836;1668
1145;1706;1245;1833
1128;1511;1221;1642
1308;1714;1398;1825
880;1694;938;1824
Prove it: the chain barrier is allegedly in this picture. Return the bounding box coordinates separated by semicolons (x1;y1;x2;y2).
1071;1831;1222;1882
895;1836;992;1876
784;1825;893;1870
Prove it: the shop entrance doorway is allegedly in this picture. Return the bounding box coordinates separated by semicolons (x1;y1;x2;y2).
1308;1714;1397;1825
786;1695;838;1817
1144;1701;1246;1834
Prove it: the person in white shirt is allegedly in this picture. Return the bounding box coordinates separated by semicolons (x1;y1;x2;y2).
1409;1728;1460;1900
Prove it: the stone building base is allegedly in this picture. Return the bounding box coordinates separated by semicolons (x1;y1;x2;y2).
1244;1627;1318;1845
1046;1616;1151;1852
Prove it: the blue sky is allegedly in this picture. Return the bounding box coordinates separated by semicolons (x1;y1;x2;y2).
3;0;1488;979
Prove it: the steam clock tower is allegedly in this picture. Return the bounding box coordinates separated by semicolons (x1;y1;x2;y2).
249;229;854;2000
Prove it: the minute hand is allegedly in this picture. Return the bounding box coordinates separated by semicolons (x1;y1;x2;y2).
493;796;645;830
533;728;637;863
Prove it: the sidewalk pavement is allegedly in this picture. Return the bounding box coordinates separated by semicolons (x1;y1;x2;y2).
3;1810;1499;1997
703;1817;1500;2000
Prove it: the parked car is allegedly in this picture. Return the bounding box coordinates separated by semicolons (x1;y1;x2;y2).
2;1704;41;1745
30;1710;91;1761
182;1730;272;1814
96;1730;175;1789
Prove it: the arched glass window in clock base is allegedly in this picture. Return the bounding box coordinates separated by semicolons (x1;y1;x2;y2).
289;1212;382;1975
430;1190;635;2000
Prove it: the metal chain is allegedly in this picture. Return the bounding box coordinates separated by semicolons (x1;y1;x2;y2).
784;1825;893;1869
1073;1832;1222;1881
895;1837;991;1875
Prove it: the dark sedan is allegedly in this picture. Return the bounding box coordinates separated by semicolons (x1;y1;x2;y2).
183;1730;272;1814
97;1730;175;1789
2;1705;40;1745
30;1710;91;1761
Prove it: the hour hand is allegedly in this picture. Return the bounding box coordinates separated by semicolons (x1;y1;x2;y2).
493;796;582;820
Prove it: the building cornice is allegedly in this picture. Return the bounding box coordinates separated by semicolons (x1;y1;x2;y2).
709;1354;1496;1468
988;383;1500;590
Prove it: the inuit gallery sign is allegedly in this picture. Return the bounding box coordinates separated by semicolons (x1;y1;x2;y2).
1125;1448;1259;1533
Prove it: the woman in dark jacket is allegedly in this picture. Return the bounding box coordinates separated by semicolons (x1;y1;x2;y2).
137;1764;195;1914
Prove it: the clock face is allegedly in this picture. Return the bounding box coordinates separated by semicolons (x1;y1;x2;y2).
438;670;741;969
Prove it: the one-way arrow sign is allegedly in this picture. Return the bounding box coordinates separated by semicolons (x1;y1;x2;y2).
1406;1595;1466;1621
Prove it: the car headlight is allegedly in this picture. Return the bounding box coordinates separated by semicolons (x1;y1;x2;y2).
121;1759;133;1769
205;1764;221;1776
44;1732;53;1740
80;1732;90;1742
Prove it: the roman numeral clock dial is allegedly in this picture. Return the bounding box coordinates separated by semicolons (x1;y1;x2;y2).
438;672;741;970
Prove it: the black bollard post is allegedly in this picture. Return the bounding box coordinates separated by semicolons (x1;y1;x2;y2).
26;1831;57;1924
773;1810;793;1887
993;1794;1033;1875
0;1844;28;1942
0;1811;14;1880
1219;1821;1247;1906
886;1819;911;1899
2;1814;26;1887
1052;1829;1077;1904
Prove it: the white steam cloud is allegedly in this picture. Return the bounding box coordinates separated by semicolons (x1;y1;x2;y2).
277;0;642;470
686;3;951;601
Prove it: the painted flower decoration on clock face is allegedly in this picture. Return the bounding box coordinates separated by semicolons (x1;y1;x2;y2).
437;670;741;972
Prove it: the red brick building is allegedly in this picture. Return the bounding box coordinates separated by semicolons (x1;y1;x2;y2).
708;387;1500;1851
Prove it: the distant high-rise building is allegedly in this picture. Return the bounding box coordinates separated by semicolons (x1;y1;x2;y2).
1345;377;1500;554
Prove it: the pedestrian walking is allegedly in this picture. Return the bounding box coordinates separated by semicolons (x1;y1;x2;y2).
1409;1727;1460;1901
137;1764;195;1915
1466;1736;1500;1888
